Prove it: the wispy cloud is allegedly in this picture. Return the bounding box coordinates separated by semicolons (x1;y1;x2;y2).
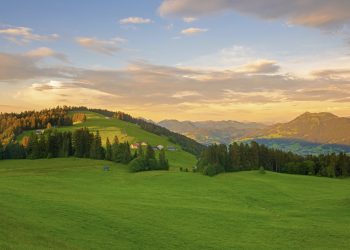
25;47;68;62
181;27;208;35
119;17;152;24
0;26;59;44
159;0;350;29
75;37;126;56
183;17;197;23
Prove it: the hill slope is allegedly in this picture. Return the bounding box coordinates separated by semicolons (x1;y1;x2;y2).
0;158;350;249
159;119;266;144
245;112;350;145
18;111;197;169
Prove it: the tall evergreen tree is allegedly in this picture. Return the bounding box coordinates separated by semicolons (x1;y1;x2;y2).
158;149;169;170
0;140;3;160
105;137;112;161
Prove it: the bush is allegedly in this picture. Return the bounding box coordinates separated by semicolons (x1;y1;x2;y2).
128;158;145;172
203;164;217;177
259;166;265;174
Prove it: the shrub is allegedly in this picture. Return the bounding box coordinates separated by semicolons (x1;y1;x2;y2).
259;166;266;174
128;158;145;172
203;164;217;177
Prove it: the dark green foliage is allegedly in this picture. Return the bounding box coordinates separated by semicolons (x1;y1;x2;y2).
90;131;104;159
203;164;218;176
105;138;112;161
259;166;265;174
145;145;155;161
112;141;132;164
198;141;350;178
72;127;93;158
158;149;169;170
128;144;169;172
3;142;26;159
0;140;3;159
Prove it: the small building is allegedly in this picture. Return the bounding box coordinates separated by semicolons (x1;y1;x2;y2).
35;129;44;135
167;146;177;151
130;143;140;149
103;166;110;171
157;145;164;150
141;142;148;146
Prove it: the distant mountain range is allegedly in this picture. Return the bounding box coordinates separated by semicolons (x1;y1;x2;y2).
245;112;350;145
158;112;350;155
158;119;266;145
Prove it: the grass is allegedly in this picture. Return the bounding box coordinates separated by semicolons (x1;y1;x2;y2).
1;158;350;249
17;111;197;169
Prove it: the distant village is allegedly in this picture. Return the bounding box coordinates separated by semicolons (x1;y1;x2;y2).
130;142;177;151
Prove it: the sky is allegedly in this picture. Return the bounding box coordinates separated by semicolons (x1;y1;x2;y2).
1;0;350;123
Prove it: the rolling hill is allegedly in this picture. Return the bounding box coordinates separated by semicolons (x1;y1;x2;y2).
1;158;349;249
158;119;266;145
17;111;197;169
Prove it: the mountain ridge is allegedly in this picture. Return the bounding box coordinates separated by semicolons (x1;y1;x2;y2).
244;112;350;145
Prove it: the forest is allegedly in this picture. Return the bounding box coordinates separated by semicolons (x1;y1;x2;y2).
197;142;350;177
0;128;169;172
0;107;72;144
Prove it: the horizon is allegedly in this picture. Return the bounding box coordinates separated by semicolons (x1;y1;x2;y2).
1;0;350;123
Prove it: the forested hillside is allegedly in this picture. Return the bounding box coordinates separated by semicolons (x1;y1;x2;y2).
197;142;350;178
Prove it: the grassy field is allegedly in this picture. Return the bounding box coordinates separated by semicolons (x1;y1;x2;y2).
17;111;197;169
1;158;350;249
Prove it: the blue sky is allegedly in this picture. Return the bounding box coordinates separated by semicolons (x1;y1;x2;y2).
1;0;350;122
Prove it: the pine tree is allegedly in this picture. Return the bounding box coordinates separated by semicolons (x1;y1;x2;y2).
94;131;103;159
113;135;119;145
0;140;3;160
158;149;169;170
105;137;112;161
145;145;155;161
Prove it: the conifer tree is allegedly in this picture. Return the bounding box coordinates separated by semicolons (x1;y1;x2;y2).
158;149;169;170
0;140;3;160
105;137;112;161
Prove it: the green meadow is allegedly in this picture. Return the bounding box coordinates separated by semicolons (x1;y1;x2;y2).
1;158;350;249
17;111;197;169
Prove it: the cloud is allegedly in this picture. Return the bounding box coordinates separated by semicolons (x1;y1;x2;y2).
159;0;350;29
181;27;208;35
25;47;68;62
0;26;59;44
0;52;63;81
3;48;350;122
238;60;280;74
311;69;350;79
75;37;125;55
183;17;197;23
119;17;152;24
172;90;202;98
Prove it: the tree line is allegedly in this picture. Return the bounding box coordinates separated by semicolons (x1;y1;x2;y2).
0;107;72;145
197;142;350;178
0;127;169;172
